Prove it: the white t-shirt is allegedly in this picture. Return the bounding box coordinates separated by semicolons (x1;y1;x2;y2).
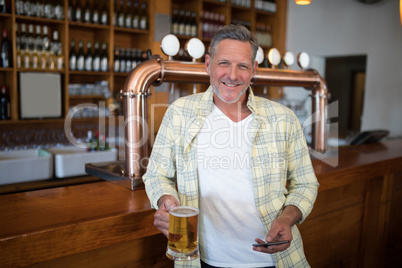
197;105;274;267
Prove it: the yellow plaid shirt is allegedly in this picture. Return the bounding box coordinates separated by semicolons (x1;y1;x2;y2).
143;86;319;268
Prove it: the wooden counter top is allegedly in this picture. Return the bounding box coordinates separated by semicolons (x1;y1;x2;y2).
0;181;159;267
1;139;401;267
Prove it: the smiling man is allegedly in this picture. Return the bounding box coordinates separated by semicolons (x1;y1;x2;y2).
143;24;319;268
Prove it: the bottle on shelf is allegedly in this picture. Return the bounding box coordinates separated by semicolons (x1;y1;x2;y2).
54;0;64;20
139;1;148;30
1;29;12;68
84;0;92;23
191;11;197;37
68;0;75;21
16;24;22;68
1;0;9;13
125;48;132;72
75;0;83;22
15;0;24;15
35;0;45;18
131;1;139;29
92;1;100;24
84;41;93;71
100;0;108;25
34;25;42;52
178;10;185;36
44;0;55;19
184;11;191;36
119;48;126;72
117;0;125;27
171;9;179;35
92;41;100;72
40;25;49;70
69;39;76;71
113;47;120;72
113;0;118;26
23;0;33;17
56;40;63;71
76;40;85;71
0;85;10;120
125;0;132;28
100;42;108;72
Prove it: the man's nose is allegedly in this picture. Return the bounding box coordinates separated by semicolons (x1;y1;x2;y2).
227;66;238;81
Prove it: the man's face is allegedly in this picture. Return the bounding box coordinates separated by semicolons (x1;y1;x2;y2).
205;39;257;104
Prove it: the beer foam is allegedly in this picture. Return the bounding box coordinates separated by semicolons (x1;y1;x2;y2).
169;206;199;217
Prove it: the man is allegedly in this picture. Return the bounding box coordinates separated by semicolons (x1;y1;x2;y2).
143;24;319;268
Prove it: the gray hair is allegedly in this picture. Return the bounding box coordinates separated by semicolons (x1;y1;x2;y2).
209;24;259;65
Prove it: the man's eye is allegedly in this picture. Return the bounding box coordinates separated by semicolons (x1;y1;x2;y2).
219;62;228;65
240;65;249;69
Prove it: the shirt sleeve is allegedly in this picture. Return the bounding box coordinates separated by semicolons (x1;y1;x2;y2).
284;116;319;224
142;106;180;210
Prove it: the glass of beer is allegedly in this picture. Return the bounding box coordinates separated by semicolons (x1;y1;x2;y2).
166;206;199;261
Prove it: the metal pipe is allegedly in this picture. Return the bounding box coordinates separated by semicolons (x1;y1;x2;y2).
121;56;329;178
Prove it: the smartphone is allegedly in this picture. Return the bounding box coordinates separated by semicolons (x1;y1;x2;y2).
252;240;290;247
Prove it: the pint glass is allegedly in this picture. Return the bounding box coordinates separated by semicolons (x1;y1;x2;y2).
166;206;199;261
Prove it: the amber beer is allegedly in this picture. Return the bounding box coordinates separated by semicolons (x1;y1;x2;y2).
166;206;199;261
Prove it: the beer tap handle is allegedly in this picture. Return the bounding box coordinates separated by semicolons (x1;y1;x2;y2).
185;38;205;95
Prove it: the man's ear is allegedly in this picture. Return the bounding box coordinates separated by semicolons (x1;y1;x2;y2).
252;60;258;76
205;54;211;75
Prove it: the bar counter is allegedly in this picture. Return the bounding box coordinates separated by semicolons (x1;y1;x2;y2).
1;139;402;267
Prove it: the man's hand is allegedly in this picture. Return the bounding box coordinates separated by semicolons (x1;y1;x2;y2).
154;195;179;237
253;205;301;254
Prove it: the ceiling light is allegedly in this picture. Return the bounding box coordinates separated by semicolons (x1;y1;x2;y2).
295;0;311;5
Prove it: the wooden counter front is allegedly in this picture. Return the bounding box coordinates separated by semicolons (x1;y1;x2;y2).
1;140;402;267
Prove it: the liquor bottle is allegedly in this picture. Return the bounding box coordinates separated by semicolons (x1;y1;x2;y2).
51;30;60;56
100;42;108;72
113;47;120;72
23;0;32;17
178;10;185;35
76;40;85;71
84;0;91;23
0;85;10;120
69;39;76;70
125;48;132;72
184;11;191;36
171;9;179;34
68;0;74;21
125;0;132;28
92;0;99;24
119;48;126;72
117;0;125;27
131;1;139;29
35;0;44;17
34;25;42;52
15;0;24;15
113;0;117;26
139;2;147;30
75;0;83;22
191;12;197;37
84;41;93;71
39;25;49;69
1;0;8;13
1;29;11;68
16;24;22;68
56;39;63;71
130;48;138;70
55;0;64;20
92;41;100;72
100;0;108;25
44;0;54;19
31;46;39;69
